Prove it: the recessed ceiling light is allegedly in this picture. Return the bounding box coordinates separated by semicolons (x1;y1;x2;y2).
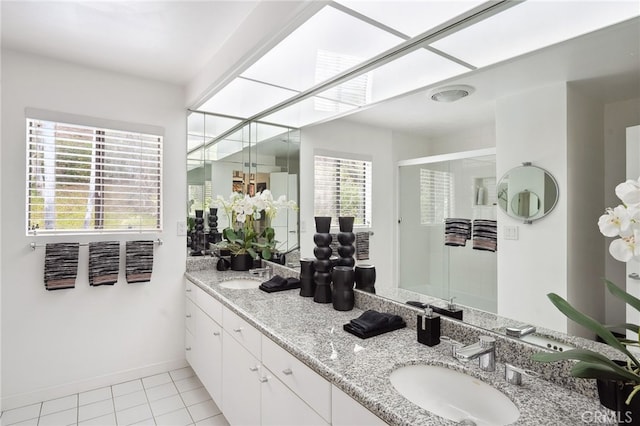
429;84;475;102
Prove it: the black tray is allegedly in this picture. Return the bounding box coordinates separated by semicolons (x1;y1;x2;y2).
343;321;406;339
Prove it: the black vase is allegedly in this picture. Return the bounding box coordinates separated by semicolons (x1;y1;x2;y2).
332;266;355;311
337;216;355;267
313;217;332;303
191;210;205;256
299;258;315;297
230;253;253;271
616;382;640;425
355;264;376;294
208;208;222;245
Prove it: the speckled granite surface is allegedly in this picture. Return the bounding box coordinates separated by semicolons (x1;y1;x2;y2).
185;262;615;426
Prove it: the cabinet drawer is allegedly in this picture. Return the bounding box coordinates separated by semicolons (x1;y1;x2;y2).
262;336;331;422
185;299;195;334
185;280;197;302
194;285;222;324
223;306;261;359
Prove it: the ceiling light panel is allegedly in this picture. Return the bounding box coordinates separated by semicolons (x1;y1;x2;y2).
187;113;241;140
262;95;358;128
239;5;403;92
336;0;486;37
430;0;640;68
199;78;297;118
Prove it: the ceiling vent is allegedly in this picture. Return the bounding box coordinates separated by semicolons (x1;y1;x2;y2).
429;85;475;102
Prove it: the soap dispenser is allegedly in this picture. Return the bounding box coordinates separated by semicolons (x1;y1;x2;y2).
417;306;440;346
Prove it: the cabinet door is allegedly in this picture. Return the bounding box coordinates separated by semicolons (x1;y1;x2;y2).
261;368;328;426
185;329;195;367
195;306;222;405
222;330;261;426
332;385;387;426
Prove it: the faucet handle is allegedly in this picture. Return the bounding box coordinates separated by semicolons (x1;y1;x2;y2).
441;335;463;357
505;363;538;385
479;335;496;348
448;297;457;310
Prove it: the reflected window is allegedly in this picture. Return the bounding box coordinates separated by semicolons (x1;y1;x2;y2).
420;168;454;225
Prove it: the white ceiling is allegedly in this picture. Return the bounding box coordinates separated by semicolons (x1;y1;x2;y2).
0;1;261;84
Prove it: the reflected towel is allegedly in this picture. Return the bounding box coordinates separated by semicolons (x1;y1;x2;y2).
355;232;370;260
89;241;120;286
349;310;404;334
125;240;154;283
473;219;497;252
44;243;79;290
444;218;471;247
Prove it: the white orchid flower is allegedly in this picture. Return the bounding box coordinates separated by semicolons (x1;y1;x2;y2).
598;205;632;237
616;178;640;206
609;231;640;262
236;213;246;223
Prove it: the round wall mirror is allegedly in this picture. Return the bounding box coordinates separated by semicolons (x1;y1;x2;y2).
497;164;558;222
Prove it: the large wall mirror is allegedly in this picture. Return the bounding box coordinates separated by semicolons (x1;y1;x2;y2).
187;111;300;257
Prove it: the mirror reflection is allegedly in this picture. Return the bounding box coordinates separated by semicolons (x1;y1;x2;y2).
187;111;299;257
497;165;559;222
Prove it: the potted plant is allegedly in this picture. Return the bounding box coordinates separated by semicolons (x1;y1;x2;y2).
532;177;640;419
214;190;297;271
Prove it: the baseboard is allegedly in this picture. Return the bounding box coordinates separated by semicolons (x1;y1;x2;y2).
1;358;188;411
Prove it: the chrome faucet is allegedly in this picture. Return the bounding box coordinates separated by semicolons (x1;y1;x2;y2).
249;265;272;279
505;325;536;338
454;336;496;372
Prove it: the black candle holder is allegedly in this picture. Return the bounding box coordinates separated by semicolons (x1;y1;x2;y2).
337;216;355;267
191;210;205;256
332;266;355;311
313;216;332;303
207;207;222;245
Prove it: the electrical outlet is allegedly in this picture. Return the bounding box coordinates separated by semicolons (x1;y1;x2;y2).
504;225;519;240
177;220;187;236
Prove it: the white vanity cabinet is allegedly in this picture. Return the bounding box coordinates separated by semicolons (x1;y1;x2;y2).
332;385;387;426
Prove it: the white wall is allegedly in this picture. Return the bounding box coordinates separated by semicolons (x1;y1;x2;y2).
427;124;496;156
603;98;640;326
496;83;569;332
299;120;400;288
1;50;187;409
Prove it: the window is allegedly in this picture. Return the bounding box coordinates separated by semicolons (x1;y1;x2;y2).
420;168;454;225
26;118;162;234
314;154;372;227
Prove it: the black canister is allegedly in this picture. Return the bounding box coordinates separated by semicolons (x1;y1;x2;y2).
332;266;355;311
299;257;315;297
355;264;376;294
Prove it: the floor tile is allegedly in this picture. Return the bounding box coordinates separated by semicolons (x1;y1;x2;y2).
112;380;144;398
145;382;178;402
128;418;156;426
0;403;41;425
195;414;229;426
180;387;211;407
114;403;153;426
41;394;78;416
149;394;185;417
168;367;195;382
155;407;193;426
37;407;77;426
9;418;39;426
174;376;203;393
186;400;220;423
142;373;172;390
79;387;112;406
78;399;114;422
114;390;148;412
78;412;116;426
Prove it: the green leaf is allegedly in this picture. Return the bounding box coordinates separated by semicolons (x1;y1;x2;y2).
247;248;257;259
262;247;271;260
263;227;275;242
605;279;640;315
546;293;640;367
533;348;640;382
606;323;640;334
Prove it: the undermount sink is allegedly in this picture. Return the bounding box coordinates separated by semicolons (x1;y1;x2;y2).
219;278;261;289
390;364;519;425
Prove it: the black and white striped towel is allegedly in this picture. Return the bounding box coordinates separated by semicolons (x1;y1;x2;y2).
89;241;120;286
355;232;370;261
44;242;80;290
472;219;497;252
125;240;154;284
444;218;472;247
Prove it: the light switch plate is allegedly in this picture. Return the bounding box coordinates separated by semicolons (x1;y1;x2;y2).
504;225;519;240
177;220;187;236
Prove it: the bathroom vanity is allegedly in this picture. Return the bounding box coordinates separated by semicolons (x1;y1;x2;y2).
185;260;610;425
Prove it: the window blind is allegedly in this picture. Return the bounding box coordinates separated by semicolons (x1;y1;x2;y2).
420;168;454;225
314;154;372;227
26;118;162;234
314;49;370;112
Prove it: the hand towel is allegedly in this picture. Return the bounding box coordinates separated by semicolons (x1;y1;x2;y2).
44;242;79;290
349;310;404;333
472;219;497;252
355;232;370;260
444;218;472;247
89;241;120;286
125;240;154;283
259;276;301;293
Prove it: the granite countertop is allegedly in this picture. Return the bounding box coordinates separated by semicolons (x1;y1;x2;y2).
185;267;610;426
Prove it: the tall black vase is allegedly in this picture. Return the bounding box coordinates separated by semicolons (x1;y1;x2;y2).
313;217;332;303
191;210;205;256
332;266;355;311
208;208;222;245
299;258;316;297
337;216;355;267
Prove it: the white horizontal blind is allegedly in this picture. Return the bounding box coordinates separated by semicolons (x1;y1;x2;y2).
314;49;370;112
314;154;372;227
26;118;162;234
420;168;454;225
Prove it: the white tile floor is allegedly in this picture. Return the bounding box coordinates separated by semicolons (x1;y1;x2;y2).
0;367;229;426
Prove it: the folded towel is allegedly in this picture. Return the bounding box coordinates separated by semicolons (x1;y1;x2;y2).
259;276;301;293
355;232;370;260
44;242;80;290
125;240;154;283
89;241;120;286
472;219;497;252
444;218;471;247
349;310;404;334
